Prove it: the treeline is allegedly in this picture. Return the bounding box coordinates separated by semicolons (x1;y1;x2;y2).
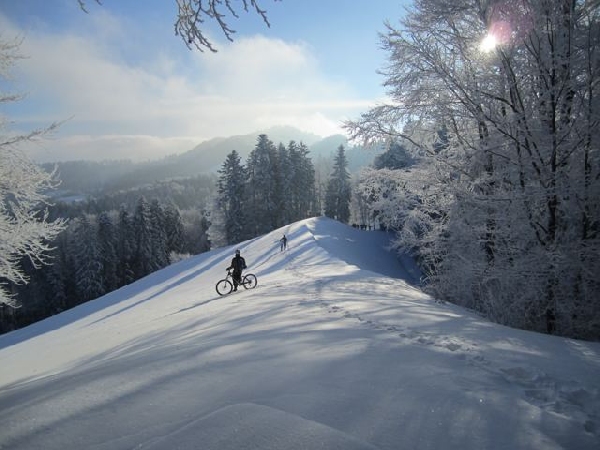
210;135;320;246
49;175;217;219
1;184;213;333
2;197;210;332
211;135;359;247
0;133;363;334
1;134;353;333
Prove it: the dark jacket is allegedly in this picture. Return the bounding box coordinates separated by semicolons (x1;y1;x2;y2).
228;255;246;273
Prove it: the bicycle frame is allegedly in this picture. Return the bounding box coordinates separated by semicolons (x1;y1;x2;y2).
215;270;257;296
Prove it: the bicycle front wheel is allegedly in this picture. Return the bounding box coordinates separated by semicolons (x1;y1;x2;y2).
242;273;257;289
216;279;233;296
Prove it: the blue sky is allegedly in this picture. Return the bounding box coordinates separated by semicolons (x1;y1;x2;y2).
1;1;409;162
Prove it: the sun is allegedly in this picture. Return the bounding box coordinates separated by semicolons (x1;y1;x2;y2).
480;19;513;53
480;33;498;52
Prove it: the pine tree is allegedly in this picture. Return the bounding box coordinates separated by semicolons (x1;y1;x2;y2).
246;134;278;235
97;211;118;294
132;196;154;278
182;209;211;254
149;199;169;269
117;205;135;285
45;243;69;313
164;203;185;255
276;143;292;226
373;141;412;170
43;227;79;312
73;215;103;302
325;145;352;223
214;150;247;245
270;143;284;228
287;141;317;222
287;142;302;221
296;142;317;220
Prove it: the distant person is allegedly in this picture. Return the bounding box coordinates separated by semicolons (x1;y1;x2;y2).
227;249;247;291
280;234;288;252
546;308;556;334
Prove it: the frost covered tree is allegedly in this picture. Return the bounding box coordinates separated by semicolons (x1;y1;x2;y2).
347;0;600;338
325;145;352;223
0;37;66;308
212;150;248;246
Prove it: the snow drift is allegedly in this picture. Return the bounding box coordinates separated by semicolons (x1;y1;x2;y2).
0;217;598;449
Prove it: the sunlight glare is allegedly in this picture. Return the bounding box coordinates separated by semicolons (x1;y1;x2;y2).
480;34;497;53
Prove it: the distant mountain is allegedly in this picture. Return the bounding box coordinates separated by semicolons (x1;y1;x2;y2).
307;134;348;159
46;126;382;196
171;125;324;173
307;134;382;172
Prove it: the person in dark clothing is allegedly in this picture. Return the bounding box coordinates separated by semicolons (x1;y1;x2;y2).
546;308;556;334
280;234;288;252
227;249;247;291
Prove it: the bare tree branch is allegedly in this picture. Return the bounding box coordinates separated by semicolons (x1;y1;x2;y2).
75;0;277;51
77;0;102;14
174;0;278;52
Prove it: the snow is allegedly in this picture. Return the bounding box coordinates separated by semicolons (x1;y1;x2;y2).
0;216;598;449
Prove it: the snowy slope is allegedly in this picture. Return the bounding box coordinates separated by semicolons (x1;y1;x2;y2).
0;217;598;450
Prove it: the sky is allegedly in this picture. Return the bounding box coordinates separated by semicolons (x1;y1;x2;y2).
0;216;598;449
0;0;410;163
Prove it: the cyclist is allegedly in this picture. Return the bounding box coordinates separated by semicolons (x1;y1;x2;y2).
227;249;247;291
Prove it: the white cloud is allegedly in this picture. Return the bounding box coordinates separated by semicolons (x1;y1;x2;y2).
195;35;338;99
2;11;376;162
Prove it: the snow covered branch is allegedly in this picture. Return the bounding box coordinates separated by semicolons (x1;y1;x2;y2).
349;0;600;339
0;38;67;308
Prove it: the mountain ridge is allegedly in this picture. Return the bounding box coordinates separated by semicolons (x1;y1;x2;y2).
46;126;366;195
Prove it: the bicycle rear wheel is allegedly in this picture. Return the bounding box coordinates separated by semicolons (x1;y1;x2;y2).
216;279;233;296
242;273;257;289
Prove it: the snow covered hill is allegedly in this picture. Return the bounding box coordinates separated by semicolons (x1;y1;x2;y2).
0;217;598;449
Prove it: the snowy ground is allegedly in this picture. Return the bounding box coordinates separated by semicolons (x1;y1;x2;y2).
0;217;598;449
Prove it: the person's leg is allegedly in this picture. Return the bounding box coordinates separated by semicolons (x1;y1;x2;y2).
233;270;241;290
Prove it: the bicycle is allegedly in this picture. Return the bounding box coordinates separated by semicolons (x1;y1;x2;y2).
215;269;258;296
